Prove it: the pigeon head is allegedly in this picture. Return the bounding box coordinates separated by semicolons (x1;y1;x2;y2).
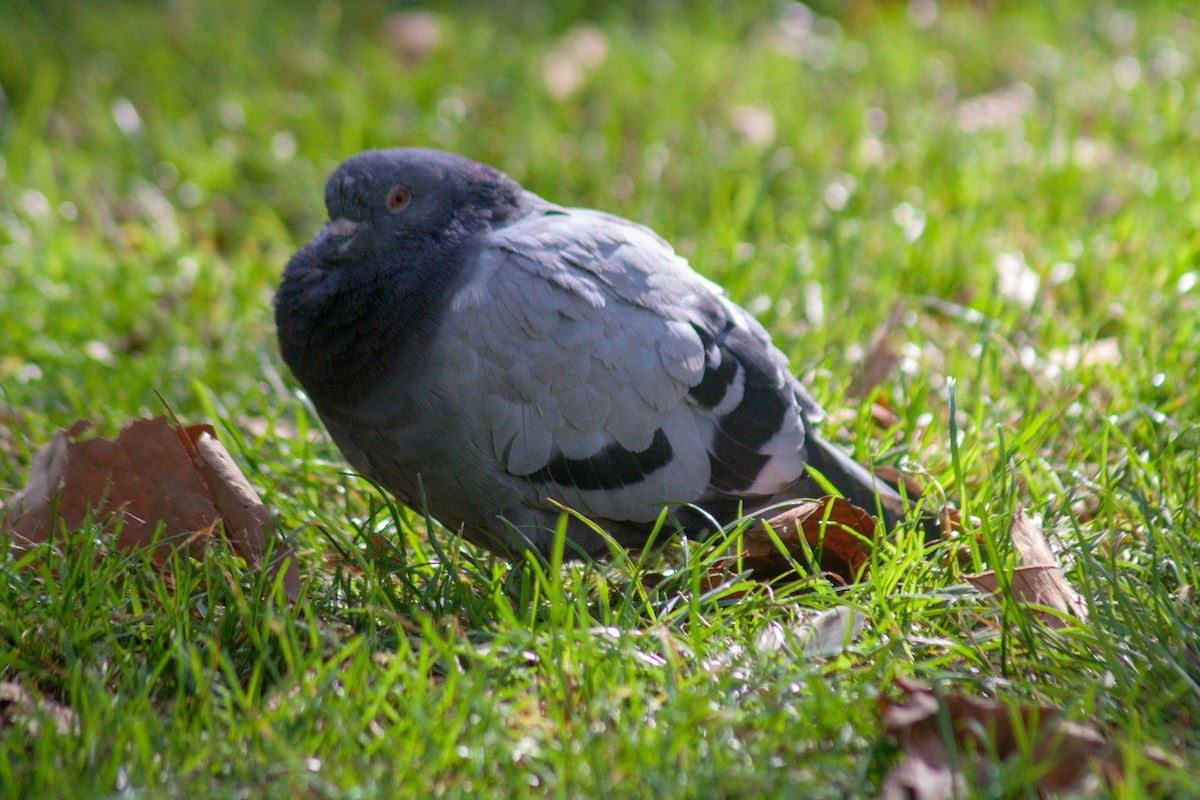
320;148;523;253
275;149;524;404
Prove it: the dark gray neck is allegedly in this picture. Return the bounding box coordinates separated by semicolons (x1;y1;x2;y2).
276;238;478;406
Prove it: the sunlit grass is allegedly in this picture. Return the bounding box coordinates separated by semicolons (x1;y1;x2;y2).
1;0;1199;796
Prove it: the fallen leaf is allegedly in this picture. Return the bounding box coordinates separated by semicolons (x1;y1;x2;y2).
872;464;926;506
965;508;1087;628
735;496;876;583
3;419;217;558
878;677;1169;799
188;426;299;596
869;401;902;431
1;417;299;600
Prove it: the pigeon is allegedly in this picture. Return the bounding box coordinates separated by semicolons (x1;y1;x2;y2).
275;148;919;559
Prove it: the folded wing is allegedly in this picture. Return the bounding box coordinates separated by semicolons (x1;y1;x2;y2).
444;204;824;528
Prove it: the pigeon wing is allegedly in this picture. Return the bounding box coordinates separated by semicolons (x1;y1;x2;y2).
443;205;821;527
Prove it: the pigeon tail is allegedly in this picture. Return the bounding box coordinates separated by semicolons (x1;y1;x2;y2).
802;434;905;528
765;434;940;543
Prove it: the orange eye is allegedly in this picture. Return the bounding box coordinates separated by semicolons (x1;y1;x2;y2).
386;186;411;212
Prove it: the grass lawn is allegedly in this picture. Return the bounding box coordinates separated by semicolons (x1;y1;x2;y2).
2;0;1199;796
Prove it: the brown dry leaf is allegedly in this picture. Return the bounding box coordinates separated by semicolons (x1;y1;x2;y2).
965;508;1087;628
3;419;218;558
941;506;963;534
872;464;927;506
1;417;299;600
878;677;1168;799
187;426;300;597
733;496;876;583
0;681;79;737
825;402;901;433
869;401;902;431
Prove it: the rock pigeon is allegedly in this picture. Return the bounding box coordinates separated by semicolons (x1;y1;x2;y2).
275;148;917;559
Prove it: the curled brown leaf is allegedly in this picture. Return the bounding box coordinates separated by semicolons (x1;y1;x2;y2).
732;496;877;584
1;417;299;600
965;508;1087;628
878;677;1172;799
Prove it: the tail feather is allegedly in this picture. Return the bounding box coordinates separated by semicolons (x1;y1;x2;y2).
801;434;907;530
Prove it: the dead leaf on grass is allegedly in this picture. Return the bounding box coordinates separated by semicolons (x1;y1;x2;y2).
825;402;902;433
733;496;877;584
1;417;299;600
872;464;927;507
965;508;1087;628
879;677;1172;799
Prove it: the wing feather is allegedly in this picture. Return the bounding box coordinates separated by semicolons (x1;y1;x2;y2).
441;205;818;527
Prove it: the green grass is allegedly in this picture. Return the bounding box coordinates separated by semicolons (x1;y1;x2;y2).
2;0;1199;796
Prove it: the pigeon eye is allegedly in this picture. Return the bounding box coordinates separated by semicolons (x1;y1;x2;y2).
386;186;411;213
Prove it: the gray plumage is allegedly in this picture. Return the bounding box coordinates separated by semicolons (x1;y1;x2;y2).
275;148;913;558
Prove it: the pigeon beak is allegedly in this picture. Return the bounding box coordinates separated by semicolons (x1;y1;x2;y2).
315;218;368;261
324;218;362;238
